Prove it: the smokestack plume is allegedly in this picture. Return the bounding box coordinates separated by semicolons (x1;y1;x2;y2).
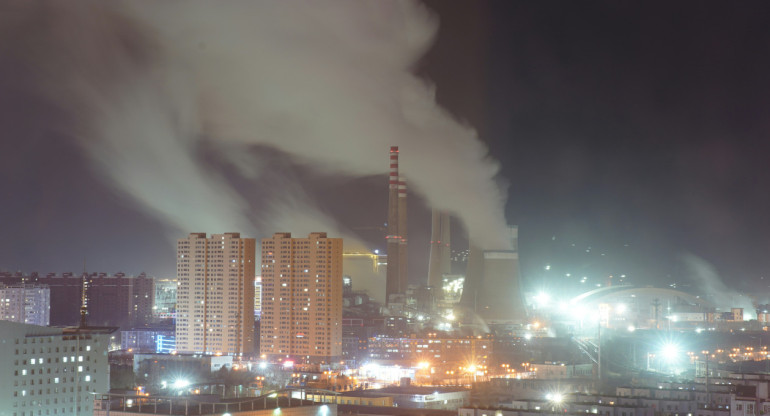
0;1;513;254
427;210;451;294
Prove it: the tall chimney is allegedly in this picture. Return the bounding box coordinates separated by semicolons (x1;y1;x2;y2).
385;146;401;301
397;177;408;295
427;210;451;295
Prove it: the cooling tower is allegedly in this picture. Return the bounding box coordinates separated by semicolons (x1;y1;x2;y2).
427;210;451;294
461;226;527;324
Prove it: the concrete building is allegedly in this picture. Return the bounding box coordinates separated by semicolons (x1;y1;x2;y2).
367;334;492;366
260;232;343;363
376;386;468;409
0;283;50;326
120;326;175;353
151;278;176;321
1;272;154;328
0;320;114;416
94;393;335;416
175;232;256;356
132;352;232;374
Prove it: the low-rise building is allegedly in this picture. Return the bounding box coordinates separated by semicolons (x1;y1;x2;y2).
0;320;115;416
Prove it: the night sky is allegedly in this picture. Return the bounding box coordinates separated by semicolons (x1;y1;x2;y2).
2;1;770;298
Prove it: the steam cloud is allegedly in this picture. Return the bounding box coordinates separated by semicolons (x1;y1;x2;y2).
2;1;510;250
682;254;755;319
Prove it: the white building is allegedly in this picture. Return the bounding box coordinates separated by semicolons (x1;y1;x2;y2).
0;320;114;416
0;284;50;326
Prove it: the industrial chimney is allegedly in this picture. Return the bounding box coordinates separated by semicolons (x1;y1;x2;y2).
397;177;408;295
385;146;402;301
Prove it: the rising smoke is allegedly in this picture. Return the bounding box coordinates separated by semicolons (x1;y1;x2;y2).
682;254;755;319
1;0;510;249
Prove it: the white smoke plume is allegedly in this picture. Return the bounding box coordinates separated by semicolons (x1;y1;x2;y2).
682;254;755;319
2;0;510;249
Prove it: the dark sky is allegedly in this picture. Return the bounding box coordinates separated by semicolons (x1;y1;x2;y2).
2;1;770;297
420;1;770;294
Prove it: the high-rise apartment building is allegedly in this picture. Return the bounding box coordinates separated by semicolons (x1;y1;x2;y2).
260;232;343;363
176;232;255;356
0;284;50;326
0;320;114;416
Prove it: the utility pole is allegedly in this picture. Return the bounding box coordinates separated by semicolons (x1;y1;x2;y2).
652;298;661;330
597;322;602;388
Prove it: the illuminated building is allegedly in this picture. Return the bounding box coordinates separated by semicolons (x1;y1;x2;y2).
254;276;262;318
0;320;114;416
0;283;50;326
260;232;343;363
368;333;492;377
2;272;154;328
152;278;177;321
175;232;256;356
120;326;174;353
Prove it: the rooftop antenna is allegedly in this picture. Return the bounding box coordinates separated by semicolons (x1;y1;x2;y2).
79;258;88;328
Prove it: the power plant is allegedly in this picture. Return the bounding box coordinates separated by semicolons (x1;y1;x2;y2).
384;146;526;324
461;227;527;324
427;210;451;296
385;146;408;301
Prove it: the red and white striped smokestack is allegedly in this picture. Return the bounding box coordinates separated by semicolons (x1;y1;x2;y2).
386;146;401;301
389;146;399;191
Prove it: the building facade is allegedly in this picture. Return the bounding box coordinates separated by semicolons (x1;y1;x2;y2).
152;278;177;321
175;232;256;356
0;320;113;416
254;276;262;318
120;326;175;353
260;232;343;363
0;284;50;326
2;272;154;328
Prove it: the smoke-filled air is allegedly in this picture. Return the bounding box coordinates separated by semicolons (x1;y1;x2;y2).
0;0;510;250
